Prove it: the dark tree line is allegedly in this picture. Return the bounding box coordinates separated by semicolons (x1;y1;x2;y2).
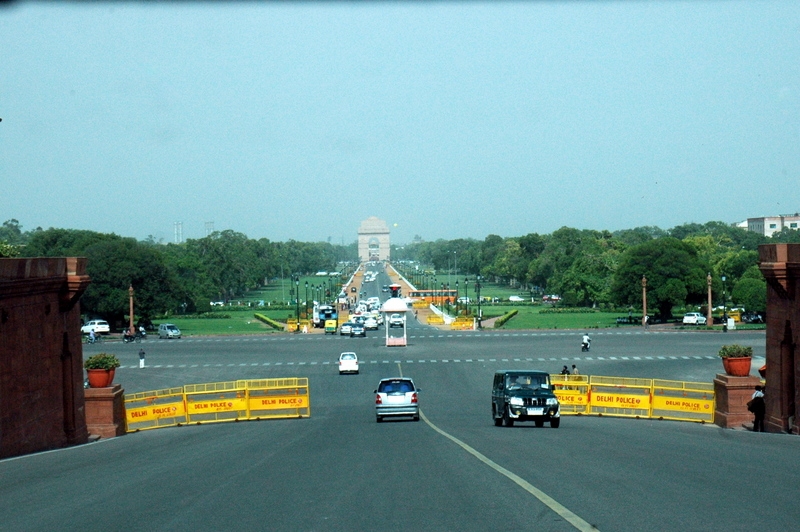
3;219;800;321
2;222;357;323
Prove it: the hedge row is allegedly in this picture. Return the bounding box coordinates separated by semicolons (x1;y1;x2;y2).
254;313;285;330
539;308;600;314
494;309;518;328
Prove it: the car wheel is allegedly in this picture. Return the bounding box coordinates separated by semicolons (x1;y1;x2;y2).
503;407;514;427
551;418;561;428
492;406;503;426
413;415;420;422
376;416;382;423
535;419;544;428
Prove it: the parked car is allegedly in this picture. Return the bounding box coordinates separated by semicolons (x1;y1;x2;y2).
340;322;353;336
81;320;110;334
158;323;182;339
508;295;524;302
350;324;366;337
492;370;560;428
389;313;405;328
682;312;707;325
374;377;419;422
338;352;359;374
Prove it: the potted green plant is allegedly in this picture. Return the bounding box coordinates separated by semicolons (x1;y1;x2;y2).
84;353;121;388
718;344;753;377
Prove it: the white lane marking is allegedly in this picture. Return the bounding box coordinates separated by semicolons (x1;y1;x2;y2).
420;410;598;531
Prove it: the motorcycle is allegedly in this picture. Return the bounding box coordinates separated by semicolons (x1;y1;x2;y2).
581;339;591;352
123;331;144;343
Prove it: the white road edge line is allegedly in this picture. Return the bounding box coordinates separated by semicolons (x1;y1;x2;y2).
419;410;598;532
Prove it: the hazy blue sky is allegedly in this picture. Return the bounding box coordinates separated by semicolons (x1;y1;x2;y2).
1;1;798;245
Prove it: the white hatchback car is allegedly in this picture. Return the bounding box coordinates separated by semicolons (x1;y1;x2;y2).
682;312;707;325
81;320;110;334
374;377;419;422
338;352;359;374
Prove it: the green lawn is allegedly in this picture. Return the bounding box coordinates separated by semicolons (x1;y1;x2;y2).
471;305;632;330
155;309;295;336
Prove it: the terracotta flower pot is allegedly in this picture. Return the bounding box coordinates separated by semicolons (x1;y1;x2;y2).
87;368;115;388
722;357;752;377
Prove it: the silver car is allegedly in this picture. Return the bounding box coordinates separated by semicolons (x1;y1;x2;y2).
374;377;419;422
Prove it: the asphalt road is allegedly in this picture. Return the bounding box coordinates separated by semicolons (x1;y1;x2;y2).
3;323;797;532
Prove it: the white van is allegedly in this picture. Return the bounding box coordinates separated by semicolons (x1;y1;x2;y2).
158;323;182;339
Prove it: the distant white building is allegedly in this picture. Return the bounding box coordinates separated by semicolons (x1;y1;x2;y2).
747;214;800;237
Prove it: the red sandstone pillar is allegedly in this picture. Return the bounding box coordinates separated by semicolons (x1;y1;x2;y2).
714;374;762;429
84;384;127;438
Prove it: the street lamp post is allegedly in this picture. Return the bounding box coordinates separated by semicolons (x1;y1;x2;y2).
475;275;482;329
128;284;135;335
464;277;469;316
722;275;728;332
641;275;648;328
706;273;713;326
295;277;300;333
456;280;460;314
305;281;309;319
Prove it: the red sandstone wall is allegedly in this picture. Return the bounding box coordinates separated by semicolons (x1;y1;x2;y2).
759;244;800;434
0;258;90;458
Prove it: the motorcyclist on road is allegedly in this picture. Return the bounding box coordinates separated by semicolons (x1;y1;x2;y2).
582;333;591;351
89;329;96;343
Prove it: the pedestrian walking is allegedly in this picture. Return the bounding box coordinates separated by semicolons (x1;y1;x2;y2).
560;365;570;375
571;364;579;376
138;348;146;369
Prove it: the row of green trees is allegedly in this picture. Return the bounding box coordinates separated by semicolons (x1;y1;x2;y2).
0;220;357;324
393;223;800;318
3;219;799;322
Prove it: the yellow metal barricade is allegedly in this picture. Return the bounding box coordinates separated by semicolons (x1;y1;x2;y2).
245;378;310;419
125;387;187;431
427;315;444;325
589;376;652;418
450;317;474;330
184;381;248;424
652;379;714;423
552;375;590;414
125;378;310;432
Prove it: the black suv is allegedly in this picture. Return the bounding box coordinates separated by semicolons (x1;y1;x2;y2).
492;370;560;428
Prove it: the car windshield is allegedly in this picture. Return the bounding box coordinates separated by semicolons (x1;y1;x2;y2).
506;374;547;390
379;380;414;393
341;354;355;360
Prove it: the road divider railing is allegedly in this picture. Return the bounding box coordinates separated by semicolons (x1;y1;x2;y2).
125;377;310;432
551;375;714;423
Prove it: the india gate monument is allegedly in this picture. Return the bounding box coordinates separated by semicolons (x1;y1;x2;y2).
358;217;390;262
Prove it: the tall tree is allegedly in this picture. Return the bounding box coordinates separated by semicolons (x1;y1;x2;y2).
610;237;709;318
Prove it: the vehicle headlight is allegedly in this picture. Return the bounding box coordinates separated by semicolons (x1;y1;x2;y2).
546;397;559;406
509;397;524;406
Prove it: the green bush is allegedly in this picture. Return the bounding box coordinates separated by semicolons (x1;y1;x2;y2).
718;345;753;358
494;309;518;328
84;353;121;370
254;313;285;330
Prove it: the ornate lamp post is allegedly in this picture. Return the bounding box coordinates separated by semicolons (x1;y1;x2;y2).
456;280;460;314
295;277;300;333
464;277;470;316
722;275;728;332
641;275;648;328
707;273;713;326
475;275;482;329
128;284;135;335
305;281;309;319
